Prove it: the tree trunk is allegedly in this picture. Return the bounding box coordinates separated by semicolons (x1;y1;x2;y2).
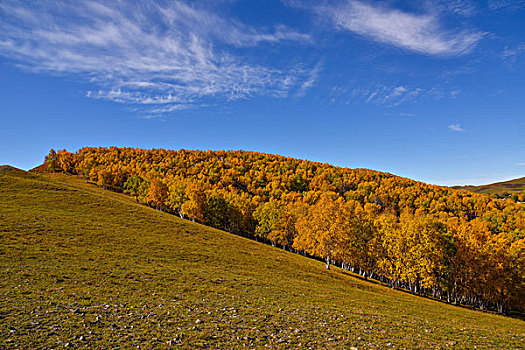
497;302;504;314
325;251;331;270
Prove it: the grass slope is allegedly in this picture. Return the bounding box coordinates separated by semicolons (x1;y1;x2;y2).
452;177;525;195
1;168;524;349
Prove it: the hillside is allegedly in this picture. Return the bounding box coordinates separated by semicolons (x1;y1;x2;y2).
43;147;525;314
452;177;525;199
1;167;524;348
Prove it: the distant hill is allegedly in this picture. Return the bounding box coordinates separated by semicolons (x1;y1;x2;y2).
452;177;525;199
1;167;524;348
0;164;27;176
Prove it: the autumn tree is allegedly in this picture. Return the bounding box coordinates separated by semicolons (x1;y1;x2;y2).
294;192;348;269
97;169;113;190
205;192;229;229
181;181;207;222
253;200;280;242
269;199;306;249
147;178;169;211
167;178;187;218
45;149;57;172
124;175;149;203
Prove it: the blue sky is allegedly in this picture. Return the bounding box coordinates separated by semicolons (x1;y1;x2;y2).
1;0;524;185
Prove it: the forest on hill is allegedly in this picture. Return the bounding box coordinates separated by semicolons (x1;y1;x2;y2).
45;147;525;314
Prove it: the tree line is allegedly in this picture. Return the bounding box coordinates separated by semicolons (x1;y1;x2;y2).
45;147;525;314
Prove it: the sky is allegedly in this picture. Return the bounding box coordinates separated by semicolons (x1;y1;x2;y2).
0;0;524;186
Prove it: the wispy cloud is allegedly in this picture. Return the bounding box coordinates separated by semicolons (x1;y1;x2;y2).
307;1;483;56
502;42;525;65
518;162;525;166
329;82;463;107
449;89;461;98
294;62;322;97
438;0;477;16
351;85;423;106
488;0;525;11
448;123;465;132
0;1;313;115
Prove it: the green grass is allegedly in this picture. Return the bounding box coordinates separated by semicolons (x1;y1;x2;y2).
1;168;524;349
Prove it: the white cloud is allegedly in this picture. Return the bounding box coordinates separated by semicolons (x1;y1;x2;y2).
488;0;525;11
332;83;463;107
294;62;322;97
502;43;525;65
351;84;422;106
0;1;313;115
439;0;477;16
518;162;525;166
315;1;482;56
448;123;464;132
449;89;461;98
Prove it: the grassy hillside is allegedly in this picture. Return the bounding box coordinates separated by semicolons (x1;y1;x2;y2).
44;148;525;312
453;177;525;197
1;168;524;349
